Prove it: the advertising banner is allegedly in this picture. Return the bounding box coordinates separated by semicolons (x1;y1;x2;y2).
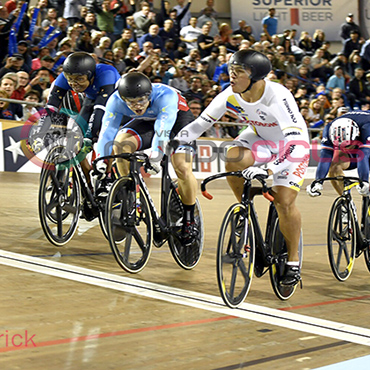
230;0;359;41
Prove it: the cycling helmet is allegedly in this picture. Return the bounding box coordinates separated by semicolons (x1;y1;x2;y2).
228;49;272;82
63;52;96;80
118;72;152;100
329;117;360;144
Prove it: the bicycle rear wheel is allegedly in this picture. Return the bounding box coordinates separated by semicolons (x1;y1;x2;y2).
167;184;204;269
217;203;254;308
39;156;81;246
327;197;356;281
106;177;153;273
269;213;303;301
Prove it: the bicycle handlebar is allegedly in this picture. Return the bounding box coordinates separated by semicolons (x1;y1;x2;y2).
92;152;151;172
201;171;274;202
311;176;364;188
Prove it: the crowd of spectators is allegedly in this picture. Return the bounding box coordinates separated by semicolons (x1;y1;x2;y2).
0;1;369;142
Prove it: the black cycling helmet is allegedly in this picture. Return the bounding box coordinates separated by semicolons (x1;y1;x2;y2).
228;50;272;91
63;52;96;80
118;72;152;100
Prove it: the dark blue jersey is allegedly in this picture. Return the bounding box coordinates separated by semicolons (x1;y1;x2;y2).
46;64;120;137
317;111;370;181
51;64;120;101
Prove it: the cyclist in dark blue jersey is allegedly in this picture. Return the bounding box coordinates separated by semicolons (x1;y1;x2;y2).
307;111;370;197
47;52;120;139
94;71;199;247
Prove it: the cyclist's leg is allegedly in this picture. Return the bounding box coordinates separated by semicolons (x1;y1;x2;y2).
170;110;201;243
328;151;353;195
225;128;274;201
113;119;155;176
271;186;301;262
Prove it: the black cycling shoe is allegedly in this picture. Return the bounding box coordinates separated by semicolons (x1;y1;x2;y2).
280;265;301;286
95;177;113;199
80;198;99;221
179;222;200;247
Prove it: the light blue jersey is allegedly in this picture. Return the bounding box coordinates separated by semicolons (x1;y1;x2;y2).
97;83;189;157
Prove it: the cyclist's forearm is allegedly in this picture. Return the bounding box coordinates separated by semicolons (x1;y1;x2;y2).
357;148;370;181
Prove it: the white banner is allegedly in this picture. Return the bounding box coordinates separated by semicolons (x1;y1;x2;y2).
230;0;359;42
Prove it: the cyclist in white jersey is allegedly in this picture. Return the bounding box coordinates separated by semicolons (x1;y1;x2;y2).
175;49;310;286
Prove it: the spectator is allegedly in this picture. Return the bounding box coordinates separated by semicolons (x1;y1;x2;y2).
0;74;23;119
139;24;164;51
233;20;255;44
76;30;95;53
123;46;140;69
12;71;30;100
83;11;99;32
360;37;370;71
187;99;202;118
312;29;325;51
17;40;32;72
197;8;219;37
134;2;156;41
347;67;370;108
94;36;112;58
112;28;133;55
63;0;85;26
202;46;220;80
183;75;203;102
298;31;314;55
110;0;136;41
159;19;177;44
173;0;192;29
22;90;41;120
28;67;52;98
168;62;189;92
0;54;27;79
197;23;220;59
340;13;361;42
180;16;202;52
200;0;217;19
261;7;278;42
173;42;188;61
326;66;346;94
342;30;362;59
112;47;127;74
152;53;180;84
92;0;123;39
31;47;50;71
310;48;332;83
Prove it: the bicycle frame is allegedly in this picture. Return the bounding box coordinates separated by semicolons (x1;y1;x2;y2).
94;152;176;236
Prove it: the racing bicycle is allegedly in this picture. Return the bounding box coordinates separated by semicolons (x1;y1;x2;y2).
309;176;370;281
93;150;204;273
201;171;303;308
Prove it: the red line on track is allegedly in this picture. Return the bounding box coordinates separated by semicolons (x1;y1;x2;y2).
2;295;370;353
0;316;237;353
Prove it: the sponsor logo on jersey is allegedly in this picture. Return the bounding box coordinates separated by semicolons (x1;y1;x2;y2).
249;120;278;127
283;98;297;124
292;154;310;179
256;108;267;121
273;144;296;165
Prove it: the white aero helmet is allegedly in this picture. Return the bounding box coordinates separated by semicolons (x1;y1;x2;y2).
329;117;359;144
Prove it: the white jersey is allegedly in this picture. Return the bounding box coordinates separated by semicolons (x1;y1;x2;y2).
176;80;310;177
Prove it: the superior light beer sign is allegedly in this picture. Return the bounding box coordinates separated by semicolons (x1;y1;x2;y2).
231;0;358;41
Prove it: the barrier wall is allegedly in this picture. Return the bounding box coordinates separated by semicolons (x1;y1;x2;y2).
0;119;319;178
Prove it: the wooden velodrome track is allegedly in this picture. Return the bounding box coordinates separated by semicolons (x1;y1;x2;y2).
1;171;370;369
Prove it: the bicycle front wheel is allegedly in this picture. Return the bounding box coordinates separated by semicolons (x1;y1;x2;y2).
106;177;153;273
39;160;81;246
269;214;303;301
362;197;370;273
167;184;204;270
327;197;356;281
217;203;254;308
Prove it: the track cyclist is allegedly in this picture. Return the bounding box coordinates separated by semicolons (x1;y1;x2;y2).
94;71;201;248
31;52;120;219
307;112;370;197
175;49;310;286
